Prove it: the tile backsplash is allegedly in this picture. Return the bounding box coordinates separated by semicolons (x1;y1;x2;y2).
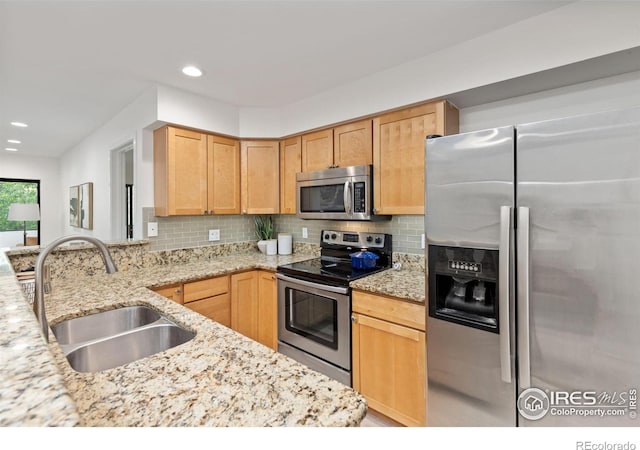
142;207;426;255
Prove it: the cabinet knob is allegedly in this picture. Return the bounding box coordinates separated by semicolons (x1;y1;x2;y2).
242;210;247;214
175;289;182;294
351;315;356;323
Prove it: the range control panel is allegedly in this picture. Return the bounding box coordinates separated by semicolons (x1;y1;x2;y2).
321;230;387;248
448;260;482;273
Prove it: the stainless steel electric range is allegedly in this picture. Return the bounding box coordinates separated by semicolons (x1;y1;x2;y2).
276;230;392;386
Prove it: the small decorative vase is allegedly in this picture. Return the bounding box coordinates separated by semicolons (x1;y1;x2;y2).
257;240;268;254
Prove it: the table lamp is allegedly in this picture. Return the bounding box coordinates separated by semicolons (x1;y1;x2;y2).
8;203;40;246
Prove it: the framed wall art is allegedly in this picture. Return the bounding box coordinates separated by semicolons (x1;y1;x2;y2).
69;185;80;227
79;182;93;230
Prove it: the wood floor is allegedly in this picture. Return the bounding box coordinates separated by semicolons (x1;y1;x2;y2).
360;409;403;427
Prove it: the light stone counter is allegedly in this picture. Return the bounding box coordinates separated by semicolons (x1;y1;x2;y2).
1;247;367;427
349;268;426;303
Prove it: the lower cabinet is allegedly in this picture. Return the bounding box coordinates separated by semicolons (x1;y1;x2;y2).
152;270;277;351
230;270;278;350
351;290;426;427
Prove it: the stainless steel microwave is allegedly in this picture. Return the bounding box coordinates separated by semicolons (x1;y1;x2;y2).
296;165;390;221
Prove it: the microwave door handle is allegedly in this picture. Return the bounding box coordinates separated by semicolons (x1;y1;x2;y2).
343;181;352;215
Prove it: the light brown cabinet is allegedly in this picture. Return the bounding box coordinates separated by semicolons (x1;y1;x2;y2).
152;275;231;328
154;125;240;216
230;270;278;350
257;270;278;350
373;100;458;215
333;119;373;168
230;271;259;340
279;136;302;214
352;290;426;427
301;119;373;173
152;283;184;304
240;140;280;214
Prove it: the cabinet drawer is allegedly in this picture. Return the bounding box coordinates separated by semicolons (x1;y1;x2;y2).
184;276;229;303
352;290;425;331
186;294;231;328
152;284;183;304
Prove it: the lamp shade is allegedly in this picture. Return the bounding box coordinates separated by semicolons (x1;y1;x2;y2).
8;203;40;221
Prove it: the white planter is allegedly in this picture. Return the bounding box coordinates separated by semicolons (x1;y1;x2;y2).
257;240;268;254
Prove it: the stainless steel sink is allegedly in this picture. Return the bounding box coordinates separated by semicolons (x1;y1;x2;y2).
52;306;162;345
52;305;195;373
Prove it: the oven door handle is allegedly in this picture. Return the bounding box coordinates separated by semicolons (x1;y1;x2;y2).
276;273;350;295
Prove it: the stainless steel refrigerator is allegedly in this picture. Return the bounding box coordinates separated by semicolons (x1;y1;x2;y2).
425;107;640;426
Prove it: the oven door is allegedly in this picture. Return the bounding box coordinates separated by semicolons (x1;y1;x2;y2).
277;273;351;371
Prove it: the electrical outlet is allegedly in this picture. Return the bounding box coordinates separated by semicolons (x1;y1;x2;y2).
147;222;158;237
302;227;308;239
209;229;220;241
421;233;425;249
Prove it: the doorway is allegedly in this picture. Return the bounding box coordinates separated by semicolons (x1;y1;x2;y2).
0;178;41;247
110;141;134;240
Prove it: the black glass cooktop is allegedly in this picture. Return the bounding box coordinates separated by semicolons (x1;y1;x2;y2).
277;257;389;287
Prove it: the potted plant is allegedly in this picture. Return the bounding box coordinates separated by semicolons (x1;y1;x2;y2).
254;215;277;255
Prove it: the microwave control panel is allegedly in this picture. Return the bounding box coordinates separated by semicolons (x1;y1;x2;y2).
353;182;365;213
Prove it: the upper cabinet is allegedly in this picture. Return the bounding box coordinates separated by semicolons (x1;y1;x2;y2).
373;100;459;215
301;119;373;172
154;126;240;216
241;140;280;214
154;126;208;216
207;134;241;215
333;119;373;168
301;129;334;172
279;136;302;215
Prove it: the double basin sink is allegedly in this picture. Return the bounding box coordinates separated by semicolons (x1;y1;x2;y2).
52;305;195;373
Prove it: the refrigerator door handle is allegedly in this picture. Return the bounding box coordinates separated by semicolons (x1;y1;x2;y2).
499;205;512;383
517;206;532;389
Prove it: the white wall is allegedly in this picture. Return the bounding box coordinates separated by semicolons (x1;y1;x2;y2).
59;86;158;240
274;1;640;137
0;153;62;246
460;70;640;132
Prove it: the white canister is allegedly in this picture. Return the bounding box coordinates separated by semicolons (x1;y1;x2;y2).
278;233;292;255
266;239;278;256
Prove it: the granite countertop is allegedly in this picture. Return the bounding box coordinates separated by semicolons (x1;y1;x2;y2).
349;267;426;303
1;249;368;427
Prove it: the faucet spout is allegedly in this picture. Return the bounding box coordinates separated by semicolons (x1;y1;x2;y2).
34;235;118;343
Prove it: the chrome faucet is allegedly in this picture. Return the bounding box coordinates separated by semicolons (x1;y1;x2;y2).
34;235;118;342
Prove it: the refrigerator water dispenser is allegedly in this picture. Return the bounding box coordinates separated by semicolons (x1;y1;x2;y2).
428;245;499;332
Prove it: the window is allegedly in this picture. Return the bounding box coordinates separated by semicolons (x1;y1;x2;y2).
0;178;41;247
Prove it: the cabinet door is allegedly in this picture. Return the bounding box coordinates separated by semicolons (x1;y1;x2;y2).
333;119;372;168
208;134;240;214
279;136;302;214
241;141;280;214
373;101;458;215
231;271;259;341
352;312;426;427
152;284;184;304
154;126;208;216
186;294;231;328
257;270;277;350
301;129;334;172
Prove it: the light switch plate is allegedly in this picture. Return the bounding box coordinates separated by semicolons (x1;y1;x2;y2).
302;227;308;239
147;222;158;237
209;229;220;241
421;233;425;249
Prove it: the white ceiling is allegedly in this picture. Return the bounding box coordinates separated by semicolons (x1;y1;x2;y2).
0;0;572;157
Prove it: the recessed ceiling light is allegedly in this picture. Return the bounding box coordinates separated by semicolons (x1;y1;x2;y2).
7;139;21;144
5;148;18;152
10;121;28;127
182;65;203;77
